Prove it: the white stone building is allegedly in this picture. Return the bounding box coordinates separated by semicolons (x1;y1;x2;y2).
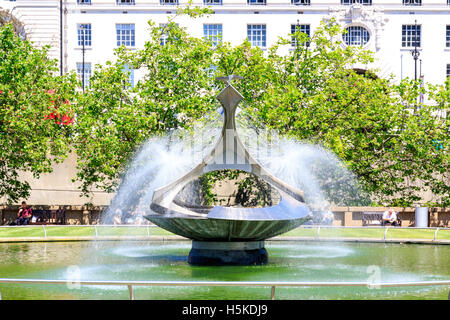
1;0;450;86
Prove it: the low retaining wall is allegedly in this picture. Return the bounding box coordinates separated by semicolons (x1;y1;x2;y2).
330;207;449;228
0;205;449;227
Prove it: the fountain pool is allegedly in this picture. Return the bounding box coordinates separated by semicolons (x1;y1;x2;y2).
0;240;448;300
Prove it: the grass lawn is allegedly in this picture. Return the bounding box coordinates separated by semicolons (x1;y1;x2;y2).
0;225;448;241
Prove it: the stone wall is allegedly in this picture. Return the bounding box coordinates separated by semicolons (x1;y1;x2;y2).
1;205;448;227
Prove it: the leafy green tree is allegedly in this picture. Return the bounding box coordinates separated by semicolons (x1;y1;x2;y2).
73;16;448;207
0;10;26;38
0;24;77;203
73;10;218;195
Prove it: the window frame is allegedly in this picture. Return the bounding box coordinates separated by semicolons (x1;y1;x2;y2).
203;24;223;46
116;0;135;5
116;23;136;47
342;25;371;47
76;62;92;88
247;24;267;48
341;0;372;5
401;24;421;48
290;24;311;47
247;0;267;5
402;0;422;6
77;23;92;47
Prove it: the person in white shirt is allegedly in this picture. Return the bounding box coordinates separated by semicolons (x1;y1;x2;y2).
382;210;399;226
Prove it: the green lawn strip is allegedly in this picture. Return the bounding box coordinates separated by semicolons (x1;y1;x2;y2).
0;225;448;241
436;229;450;240
0;226;45;238
281;227;317;238
387;228;436;240
44;226;96;237
317;228;385;239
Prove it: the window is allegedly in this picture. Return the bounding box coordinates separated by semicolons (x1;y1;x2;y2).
76;62;91;88
341;0;372;4
291;0;310;4
248;0;266;4
402;24;421;48
247;24;266;48
123;64;134;88
116;24;135;47
77;0;91;4
291;24;310;47
77;24;91;47
204;0;222;4
204;24;223;46
116;0;135;4
160;0;178;4
446;26;450;47
343;26;370;46
402;0;421;5
447;64;450;79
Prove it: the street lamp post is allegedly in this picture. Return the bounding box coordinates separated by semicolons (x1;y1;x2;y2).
410;20;420;81
79;24;87;92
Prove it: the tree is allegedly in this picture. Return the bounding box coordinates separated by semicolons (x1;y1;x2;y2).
73;16;448;207
0;24;77;203
73;9;217;195
0;10;26;38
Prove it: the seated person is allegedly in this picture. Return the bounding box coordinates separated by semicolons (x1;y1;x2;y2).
382;210;399;226
17;201;33;226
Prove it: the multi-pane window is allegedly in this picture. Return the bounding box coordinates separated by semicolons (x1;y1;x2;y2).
343;26;370;46
248;0;266;4
402;24;421;47
77;24;91;47
341;0;372;4
161;0;178;4
116;24;135;47
402;0;421;5
204;24;223;46
247;24;266;48
77;0;91;4
291;0;311;5
447;64;450;79
291;24;310;47
446;26;450;47
116;0;135;4
123;64;134;88
204;0;222;4
76;62;91;88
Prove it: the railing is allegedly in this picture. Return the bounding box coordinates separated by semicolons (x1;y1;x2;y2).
0;278;449;300
0;225;449;242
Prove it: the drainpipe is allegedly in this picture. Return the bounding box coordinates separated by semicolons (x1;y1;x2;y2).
60;0;63;75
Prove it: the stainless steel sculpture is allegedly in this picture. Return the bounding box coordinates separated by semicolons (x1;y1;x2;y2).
145;75;310;265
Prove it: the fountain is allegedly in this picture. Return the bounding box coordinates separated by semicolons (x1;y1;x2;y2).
145;75;311;265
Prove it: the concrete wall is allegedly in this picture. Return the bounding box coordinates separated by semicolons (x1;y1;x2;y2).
1;204;448;226
330;206;450;227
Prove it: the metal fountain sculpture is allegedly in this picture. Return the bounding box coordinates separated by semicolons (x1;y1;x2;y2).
145;75;310;265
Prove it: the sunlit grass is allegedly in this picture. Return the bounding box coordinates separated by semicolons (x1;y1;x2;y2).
0;225;448;241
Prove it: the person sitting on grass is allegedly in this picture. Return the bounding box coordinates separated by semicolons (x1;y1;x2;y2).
17;201;33;226
381;210;399;226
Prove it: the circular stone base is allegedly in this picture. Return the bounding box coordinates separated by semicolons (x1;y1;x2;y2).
188;241;268;266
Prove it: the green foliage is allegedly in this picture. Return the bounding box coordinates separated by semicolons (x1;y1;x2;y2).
72;16;448;206
199;170;275;207
0;24;77;203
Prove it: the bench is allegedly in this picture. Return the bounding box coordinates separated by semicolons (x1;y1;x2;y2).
362;211;401;226
29;209;66;225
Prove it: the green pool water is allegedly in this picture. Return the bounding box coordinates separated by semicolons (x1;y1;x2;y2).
0;241;449;300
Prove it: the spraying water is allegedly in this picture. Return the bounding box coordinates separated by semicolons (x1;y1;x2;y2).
103;106;369;225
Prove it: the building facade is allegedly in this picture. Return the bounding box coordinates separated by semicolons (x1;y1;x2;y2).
1;0;450;86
